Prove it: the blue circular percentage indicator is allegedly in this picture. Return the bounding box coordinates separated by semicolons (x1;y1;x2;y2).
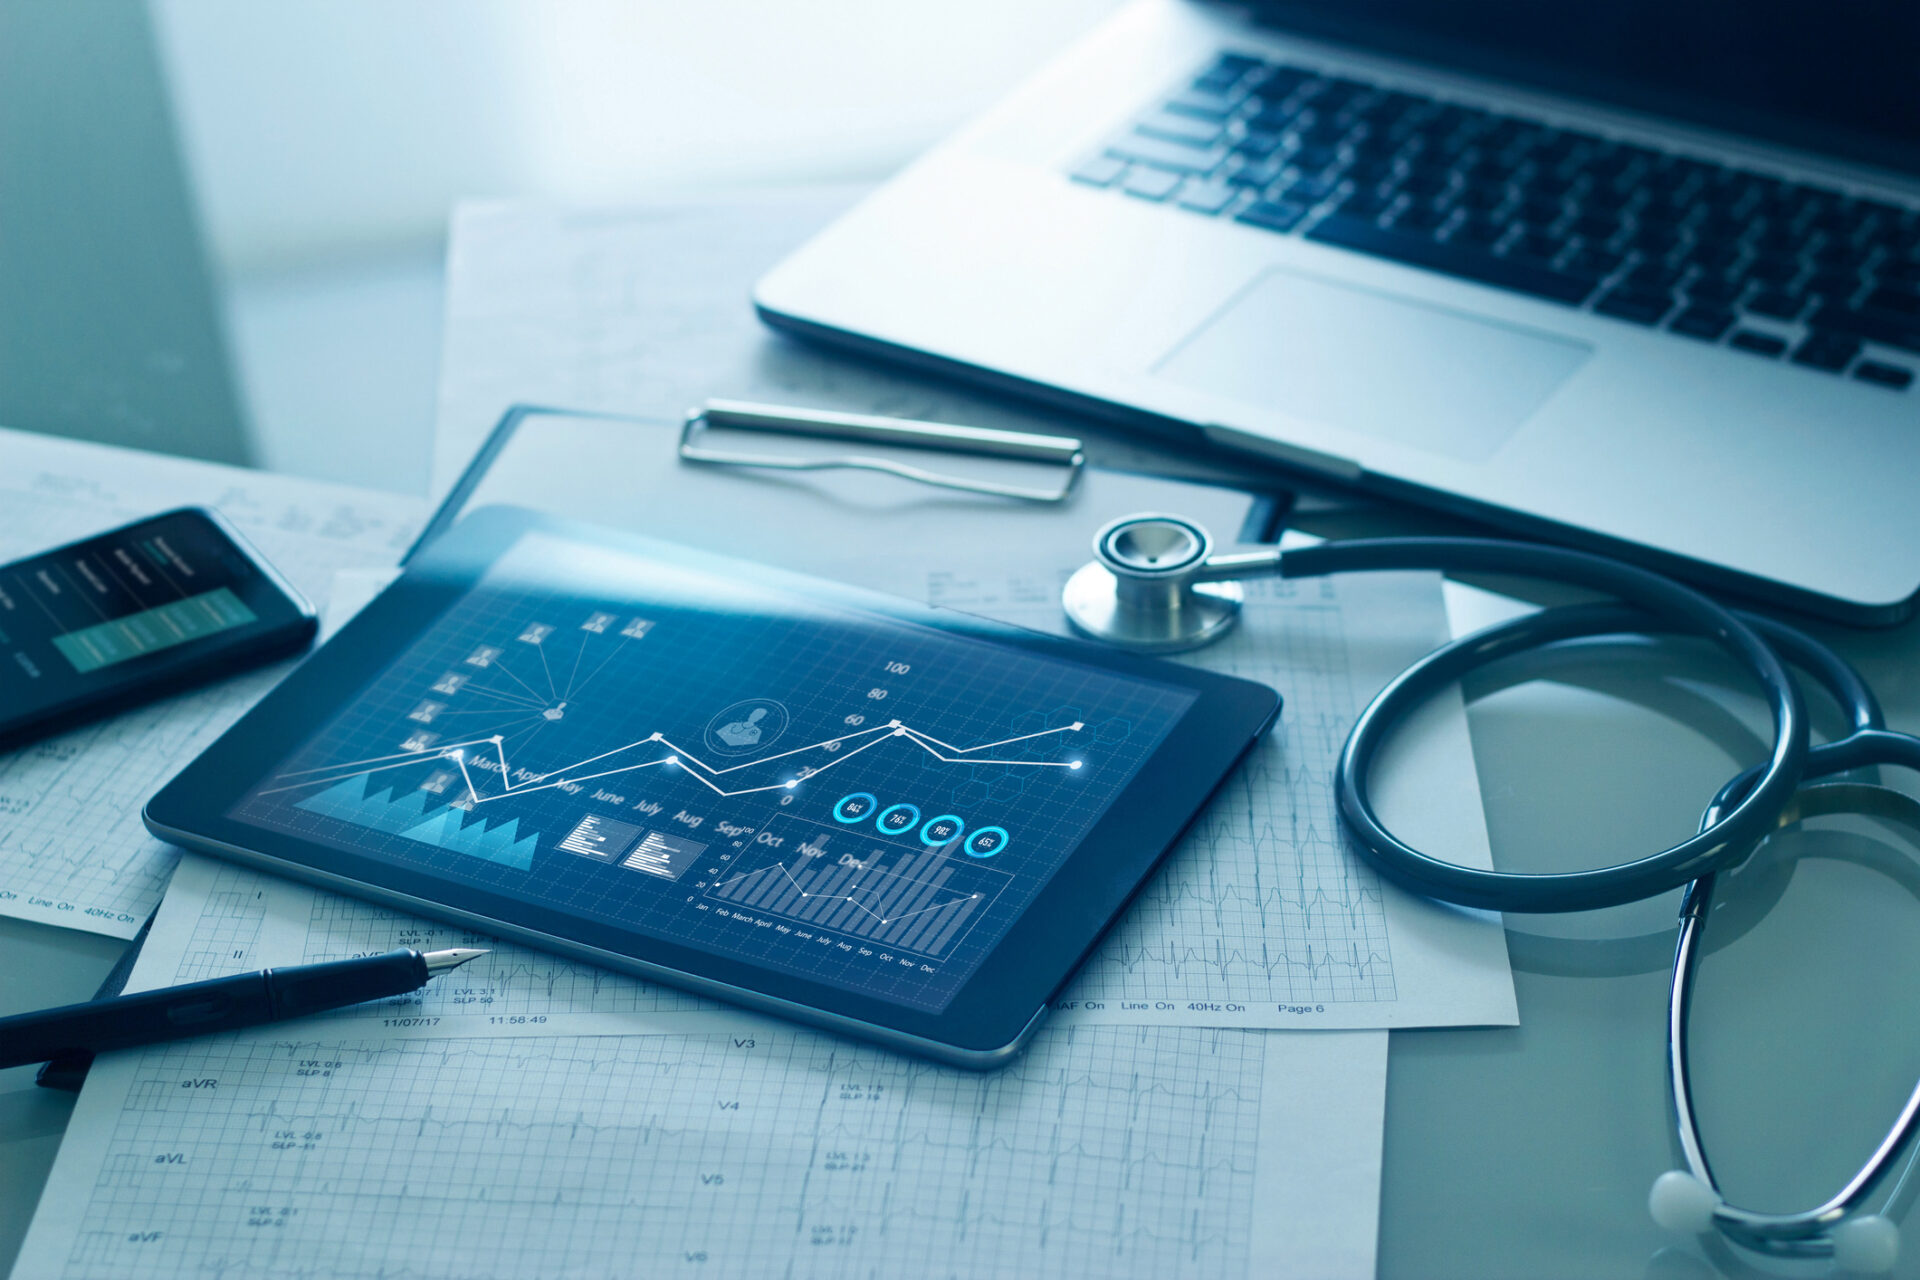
965;826;1010;858
919;814;966;846
833;793;877;824
875;803;922;836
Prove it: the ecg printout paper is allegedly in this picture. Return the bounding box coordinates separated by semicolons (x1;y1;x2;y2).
9;536;1395;1280
12;1024;1386;1280
129;853;744;1039
0;428;422;937
856;552;1519;1031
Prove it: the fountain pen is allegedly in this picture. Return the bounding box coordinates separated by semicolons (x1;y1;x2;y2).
0;947;488;1069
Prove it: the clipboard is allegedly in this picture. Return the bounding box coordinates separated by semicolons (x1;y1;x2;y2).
408;404;1293;585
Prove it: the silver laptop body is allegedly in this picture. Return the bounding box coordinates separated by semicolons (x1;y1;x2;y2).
756;0;1920;623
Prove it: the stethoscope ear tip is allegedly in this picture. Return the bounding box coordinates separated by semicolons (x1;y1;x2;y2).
1649;1170;1720;1236
1832;1215;1899;1275
1648;1170;1900;1273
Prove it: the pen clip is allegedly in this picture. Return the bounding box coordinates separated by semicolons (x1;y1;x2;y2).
678;399;1086;503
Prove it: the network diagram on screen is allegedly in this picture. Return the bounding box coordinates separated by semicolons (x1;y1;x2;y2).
232;535;1194;1012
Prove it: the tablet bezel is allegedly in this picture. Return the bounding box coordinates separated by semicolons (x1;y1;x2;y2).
146;506;1280;1067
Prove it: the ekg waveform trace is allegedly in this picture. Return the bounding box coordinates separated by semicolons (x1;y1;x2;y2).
59;1027;1279;1280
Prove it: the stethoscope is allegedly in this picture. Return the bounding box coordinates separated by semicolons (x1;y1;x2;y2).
1065;512;1920;1273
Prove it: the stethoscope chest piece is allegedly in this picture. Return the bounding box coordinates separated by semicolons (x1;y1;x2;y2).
1063;514;1245;653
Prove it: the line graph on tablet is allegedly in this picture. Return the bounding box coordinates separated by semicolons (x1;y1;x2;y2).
229;531;1197;1010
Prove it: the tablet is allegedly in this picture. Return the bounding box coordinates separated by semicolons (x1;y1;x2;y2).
147;507;1280;1066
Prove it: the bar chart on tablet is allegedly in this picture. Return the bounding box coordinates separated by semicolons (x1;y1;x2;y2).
230;531;1197;1011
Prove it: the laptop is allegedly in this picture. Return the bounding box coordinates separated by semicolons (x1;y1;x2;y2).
754;0;1920;624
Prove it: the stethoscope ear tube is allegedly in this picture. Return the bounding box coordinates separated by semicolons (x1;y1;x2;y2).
1666;780;1920;1266
1280;538;1811;913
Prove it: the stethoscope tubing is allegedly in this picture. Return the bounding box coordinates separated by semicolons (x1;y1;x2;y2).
1672;782;1920;1255
1281;538;1810;913
1077;517;1920;1258
1298;579;1920;1253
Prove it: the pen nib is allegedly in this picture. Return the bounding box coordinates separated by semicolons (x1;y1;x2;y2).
422;947;489;977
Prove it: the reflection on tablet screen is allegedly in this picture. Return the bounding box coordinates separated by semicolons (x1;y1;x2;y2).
231;533;1196;1013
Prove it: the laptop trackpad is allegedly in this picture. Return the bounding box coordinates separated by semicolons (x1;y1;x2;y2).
1153;268;1591;463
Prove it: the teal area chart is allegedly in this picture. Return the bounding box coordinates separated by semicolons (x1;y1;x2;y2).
293;772;538;871
230;533;1196;1011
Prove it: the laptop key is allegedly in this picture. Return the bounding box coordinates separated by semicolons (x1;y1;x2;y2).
1226;158;1285;189
1455;184;1505;212
1177;179;1239;216
1255;64;1316;98
1344;154;1395;184
1246;105;1305;135
1686;242;1741;272
1807;304;1920;354
1306;213;1597;304
1210;52;1266;74
1070;155;1128;188
1742;255;1799;286
1567;214;1619;244
1880;258;1920;287
1628;262;1685;293
1627;225;1683;256
1565;247;1625;280
1193;55;1260;94
1864;287;1920;317
1744;290;1805;320
1233;131;1284;160
1290;144;1339;173
1336;189;1393;219
1122;167;1184;202
1807;271;1865;303
1729;330;1788;358
1395;170;1450;200
1593;289;1675;326
1235;199;1310;233
1451;217;1506;247
1854;361;1914;390
1509;230;1560;262
1669;307;1735;341
1281;175;1339;204
1136;112;1223;148
1105;133;1220;175
1192;68;1244;95
1686;274;1745;308
1791;331;1863;371
1163;89;1237;122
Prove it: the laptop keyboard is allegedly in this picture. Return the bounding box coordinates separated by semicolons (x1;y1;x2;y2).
1072;53;1918;392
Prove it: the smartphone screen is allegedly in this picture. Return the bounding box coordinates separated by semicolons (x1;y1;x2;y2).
0;509;315;742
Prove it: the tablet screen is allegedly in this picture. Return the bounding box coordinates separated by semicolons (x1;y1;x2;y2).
229;532;1196;1013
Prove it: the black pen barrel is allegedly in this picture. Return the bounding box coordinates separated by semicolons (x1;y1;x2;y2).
0;948;427;1069
267;949;427;1018
0;970;272;1069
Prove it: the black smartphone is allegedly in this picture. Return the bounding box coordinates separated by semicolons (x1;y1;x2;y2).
0;507;317;750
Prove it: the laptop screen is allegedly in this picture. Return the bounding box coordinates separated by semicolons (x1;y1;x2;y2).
1254;0;1920;177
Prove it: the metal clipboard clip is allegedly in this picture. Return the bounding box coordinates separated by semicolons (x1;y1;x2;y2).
678;399;1086;503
